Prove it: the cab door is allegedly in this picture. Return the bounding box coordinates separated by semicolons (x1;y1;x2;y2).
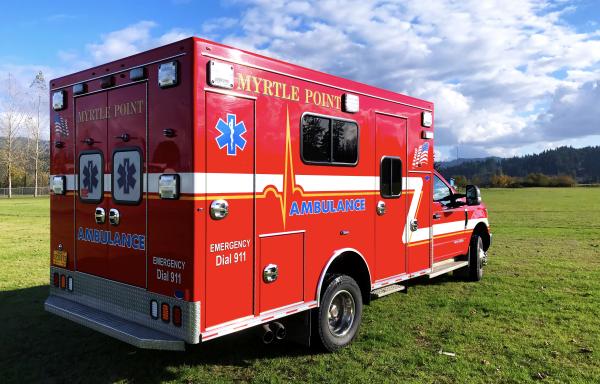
432;174;466;262
374;114;407;280
204;92;255;328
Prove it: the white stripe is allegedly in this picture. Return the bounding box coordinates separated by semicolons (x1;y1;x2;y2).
467;217;489;230
408;218;490;244
256;174;282;192
403;177;423;243
295;175;376;192
65;175;76;191
56;174;485;205
104;174;111;192
432;220;466;236
206;173;253;194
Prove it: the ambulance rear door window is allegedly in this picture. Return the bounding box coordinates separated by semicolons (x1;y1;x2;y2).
79;151;104;203
112;148;142;205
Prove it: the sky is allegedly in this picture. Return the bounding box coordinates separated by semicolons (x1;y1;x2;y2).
0;0;599;161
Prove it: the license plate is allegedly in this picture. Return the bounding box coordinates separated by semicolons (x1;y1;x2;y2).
52;250;68;268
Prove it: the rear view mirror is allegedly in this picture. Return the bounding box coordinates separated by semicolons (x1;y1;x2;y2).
466;185;481;206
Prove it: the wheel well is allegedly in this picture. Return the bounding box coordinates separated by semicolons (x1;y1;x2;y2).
473;222;490;251
321;251;372;305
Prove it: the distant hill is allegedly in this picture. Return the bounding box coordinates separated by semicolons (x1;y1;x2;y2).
440;156;501;168
438;146;600;185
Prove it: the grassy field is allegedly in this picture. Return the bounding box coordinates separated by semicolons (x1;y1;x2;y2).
1;189;599;383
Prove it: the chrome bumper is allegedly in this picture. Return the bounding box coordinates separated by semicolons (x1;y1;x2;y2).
46;267;200;350
45;295;185;351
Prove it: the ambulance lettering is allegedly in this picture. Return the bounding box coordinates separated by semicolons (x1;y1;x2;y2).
153;257;185;285
209;239;251;267
77;227;145;250
288;198;366;216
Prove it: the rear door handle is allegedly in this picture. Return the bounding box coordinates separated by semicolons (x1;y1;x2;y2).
433;213;441;220
95;207;106;224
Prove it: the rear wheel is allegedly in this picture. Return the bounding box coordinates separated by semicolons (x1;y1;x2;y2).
315;274;363;352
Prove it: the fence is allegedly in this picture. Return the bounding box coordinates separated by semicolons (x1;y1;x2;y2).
0;187;50;197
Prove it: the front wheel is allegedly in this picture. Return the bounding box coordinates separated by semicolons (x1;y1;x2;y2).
316;274;363;352
467;235;485;281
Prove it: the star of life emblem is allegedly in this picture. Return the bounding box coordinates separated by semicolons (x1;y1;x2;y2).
215;113;247;156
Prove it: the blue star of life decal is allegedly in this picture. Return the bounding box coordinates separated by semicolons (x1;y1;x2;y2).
215;113;247;156
117;158;137;194
82;160;99;193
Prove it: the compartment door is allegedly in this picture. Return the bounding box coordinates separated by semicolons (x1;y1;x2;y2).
205;92;255;328
258;233;304;313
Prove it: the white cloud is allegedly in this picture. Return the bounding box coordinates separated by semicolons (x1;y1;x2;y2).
85;21;192;64
535;80;600;139
211;0;600;157
2;2;599;159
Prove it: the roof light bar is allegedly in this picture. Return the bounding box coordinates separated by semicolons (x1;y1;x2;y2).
158;61;178;88
52;91;66;111
342;93;360;113
129;67;146;81
208;60;234;89
73;83;87;95
422;111;433;127
101;76;114;88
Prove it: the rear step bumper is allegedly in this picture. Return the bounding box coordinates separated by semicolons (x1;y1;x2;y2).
45;295;185;351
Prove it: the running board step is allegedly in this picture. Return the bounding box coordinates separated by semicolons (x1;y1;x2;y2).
429;260;469;278
371;284;406;299
45;295;185;351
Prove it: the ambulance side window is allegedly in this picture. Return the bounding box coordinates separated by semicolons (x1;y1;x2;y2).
302;115;330;163
332;120;358;164
380;157;402;198
301;114;358;165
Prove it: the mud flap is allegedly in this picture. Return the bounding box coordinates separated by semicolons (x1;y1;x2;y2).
284;310;312;347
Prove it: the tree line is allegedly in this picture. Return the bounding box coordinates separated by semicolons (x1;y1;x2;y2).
0;72;49;196
438;146;600;188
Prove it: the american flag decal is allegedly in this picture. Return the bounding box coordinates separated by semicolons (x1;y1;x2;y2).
54;114;69;136
412;142;429;167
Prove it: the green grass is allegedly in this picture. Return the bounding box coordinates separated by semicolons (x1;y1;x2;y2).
1;189;599;383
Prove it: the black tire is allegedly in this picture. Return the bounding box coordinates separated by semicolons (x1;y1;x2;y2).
467;235;484;281
315;274;363;352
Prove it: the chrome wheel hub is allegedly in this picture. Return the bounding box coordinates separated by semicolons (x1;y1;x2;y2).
327;290;355;337
478;245;485;268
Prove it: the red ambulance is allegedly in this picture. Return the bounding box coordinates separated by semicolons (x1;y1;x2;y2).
46;37;491;351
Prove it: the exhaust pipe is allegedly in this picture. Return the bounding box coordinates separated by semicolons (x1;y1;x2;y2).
262;323;275;344
272;321;286;340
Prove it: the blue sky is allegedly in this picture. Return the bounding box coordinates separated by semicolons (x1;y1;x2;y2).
1;0;599;160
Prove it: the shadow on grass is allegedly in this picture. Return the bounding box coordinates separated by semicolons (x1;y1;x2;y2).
0;285;313;384
1;274;473;383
